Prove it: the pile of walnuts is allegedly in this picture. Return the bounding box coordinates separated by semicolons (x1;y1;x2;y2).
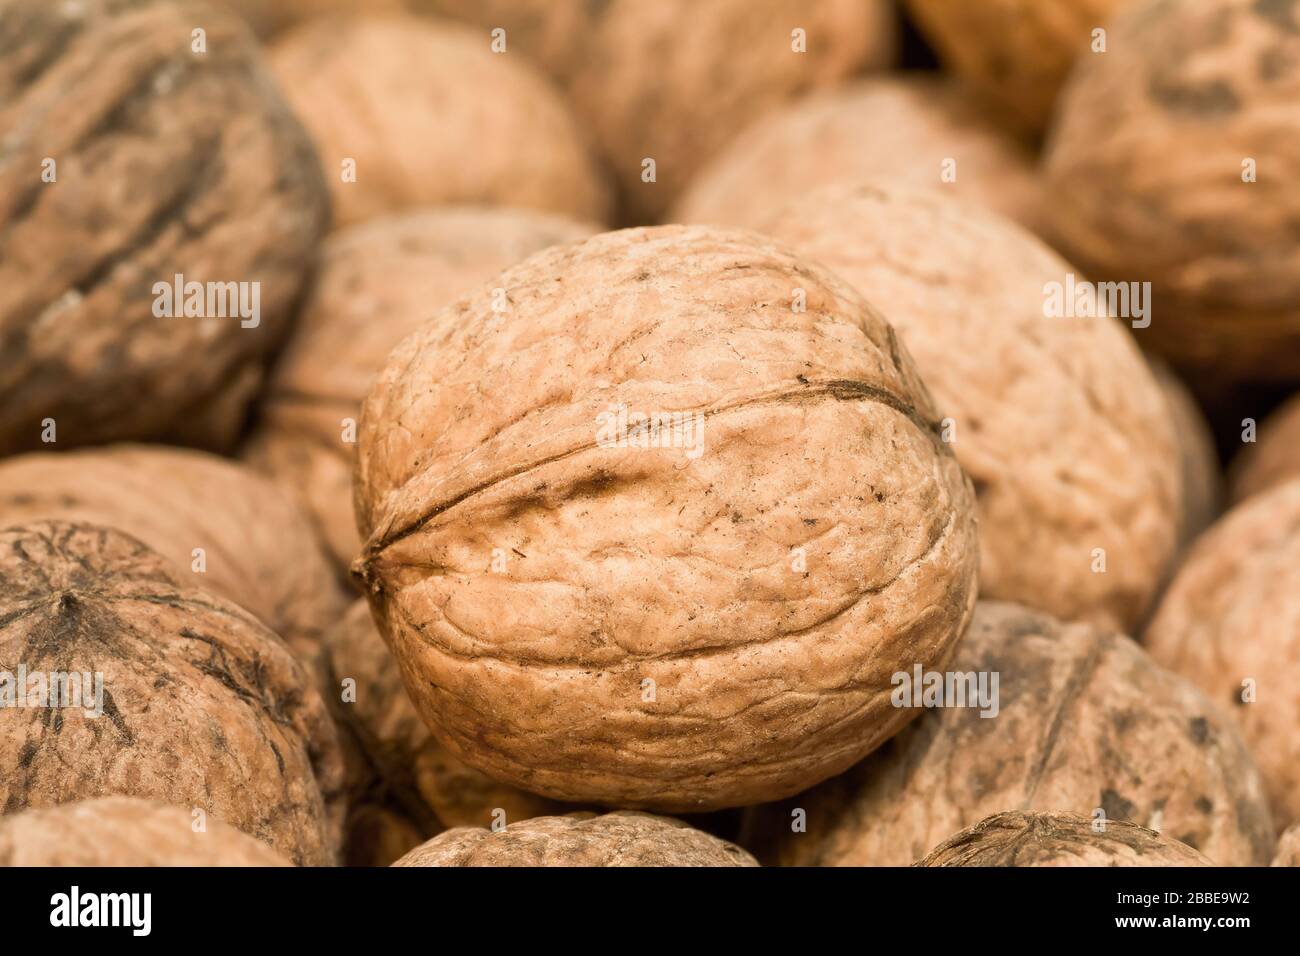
1;0;1297;870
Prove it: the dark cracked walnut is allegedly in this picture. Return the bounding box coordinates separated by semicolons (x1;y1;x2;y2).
0;520;344;865
0;0;329;453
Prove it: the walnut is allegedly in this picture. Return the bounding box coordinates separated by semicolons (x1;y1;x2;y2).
1151;359;1222;549
757;184;1180;632
0;0;329;454
904;0;1121;133
242;207;596;570
672;77;1041;233
1273;825;1300;867
0;797;292;866
0;521;345;866
742;602;1274;867
1042;0;1300;381
393;812;757;867
1145;479;1300;832
267;15;611;228
916;811;1211;867
0;445;347;658
323;600;565;832
1229;393;1300;504
352;224;978;810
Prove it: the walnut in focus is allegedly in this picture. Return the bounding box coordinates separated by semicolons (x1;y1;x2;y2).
0;521;345;866
394;812;757;867
242;207;596;571
0;798;293;867
916;811;1211;867
268;15;611;227
353;225;978;810
0;0;329;454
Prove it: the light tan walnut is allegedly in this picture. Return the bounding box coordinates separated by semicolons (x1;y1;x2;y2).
1145;479;1300;831
394;812;757;867
1229;393;1300;504
353;225;978;810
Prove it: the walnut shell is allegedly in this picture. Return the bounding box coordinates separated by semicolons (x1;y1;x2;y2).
353;224;978;811
916;811;1211;867
0;797;293;866
209;0;400;37
393;811;758;867
904;0;1120;133
341;804;426;867
1145;479;1300;831
758;184;1179;632
0;0;329;454
1273;825;1300;867
672;77;1041;232
562;0;896;223
268;15;610;228
324;600;564;830
1151;359;1222;548
1042;0;1300;381
0;445;347;658
243;207;596;570
0;521;345;866
743;601;1274;867
1229;393;1300;504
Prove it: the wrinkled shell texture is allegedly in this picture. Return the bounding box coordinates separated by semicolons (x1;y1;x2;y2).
673;77;1041;233
243;207;596;570
1043;0;1300;379
0;521;345;866
1150;360;1222;547
565;0;896;222
759;185;1180;632
355;225;978;811
1230;393;1300;503
917;811;1211;867
745;601;1274;867
0;797;292;866
1145;479;1300;831
269;15;610;228
1273;825;1300;866
905;0;1120;132
0;445;345;657
0;0;328;454
394;811;757;867
324;600;564;831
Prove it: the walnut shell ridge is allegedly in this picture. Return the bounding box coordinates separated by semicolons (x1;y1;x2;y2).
916;811;1211;867
1043;0;1300;380
323;600;565;832
1145;479;1300;832
743;601;1274;867
0;797;292;867
758;184;1180;632
0;0;329;453
0;521;345;866
0;445;346;658
242;207;596;571
393;811;757;867
353;224;979;811
268;15;611;228
672;76;1041;233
